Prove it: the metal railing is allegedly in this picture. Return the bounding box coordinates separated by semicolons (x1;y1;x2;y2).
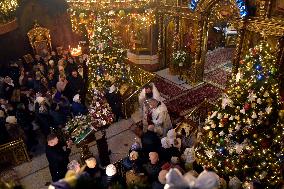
175;99;217;137
0;139;30;166
122;63;155;118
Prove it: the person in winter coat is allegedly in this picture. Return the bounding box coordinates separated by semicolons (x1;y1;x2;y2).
105;84;123;122
68;70;84;99
141;125;162;157
71;94;87;117
16;103;37;151
46;133;72;182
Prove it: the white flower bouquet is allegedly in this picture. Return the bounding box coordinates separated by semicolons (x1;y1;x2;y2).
172;50;187;66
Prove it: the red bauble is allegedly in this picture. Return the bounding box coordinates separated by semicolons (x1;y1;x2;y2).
252;48;258;56
221;118;228;125
244;103;251;111
261;139;271;148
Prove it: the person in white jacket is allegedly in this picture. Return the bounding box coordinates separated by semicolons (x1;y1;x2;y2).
138;83;161;131
148;99;172;137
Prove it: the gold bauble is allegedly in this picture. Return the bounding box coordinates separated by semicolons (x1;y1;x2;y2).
278;110;284;119
209;131;213;138
118;10;125;17
253;134;257;138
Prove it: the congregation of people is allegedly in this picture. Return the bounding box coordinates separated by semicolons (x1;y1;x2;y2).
0;50;89;149
48;84;269;189
0;51;275;189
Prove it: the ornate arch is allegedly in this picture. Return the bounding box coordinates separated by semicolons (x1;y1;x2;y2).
189;0;245;84
191;0;248;18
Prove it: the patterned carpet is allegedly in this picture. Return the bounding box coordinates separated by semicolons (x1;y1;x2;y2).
204;68;231;89
204;48;235;73
165;83;222;117
152;75;186;99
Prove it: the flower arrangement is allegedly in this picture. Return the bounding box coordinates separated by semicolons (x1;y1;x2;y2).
88;88;114;127
64;114;96;144
172;50;187;66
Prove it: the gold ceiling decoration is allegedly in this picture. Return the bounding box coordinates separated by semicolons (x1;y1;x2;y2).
208;1;240;23
66;0;152;11
245;19;284;37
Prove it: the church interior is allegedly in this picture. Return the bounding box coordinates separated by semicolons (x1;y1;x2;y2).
0;0;284;188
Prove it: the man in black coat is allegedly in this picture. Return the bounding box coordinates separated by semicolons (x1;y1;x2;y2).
45;133;72;182
105;84;124;122
67;70;84;101
141;125;162;157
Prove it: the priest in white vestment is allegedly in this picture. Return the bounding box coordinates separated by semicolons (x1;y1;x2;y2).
148;99;172;137
138;83;161;131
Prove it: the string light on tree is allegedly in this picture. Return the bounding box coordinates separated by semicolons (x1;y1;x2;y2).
88;14;131;89
196;42;284;188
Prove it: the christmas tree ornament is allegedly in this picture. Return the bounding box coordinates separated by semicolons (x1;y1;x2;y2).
265;106;272;114
240;108;246;114
251;112;257;119
278;110;284;120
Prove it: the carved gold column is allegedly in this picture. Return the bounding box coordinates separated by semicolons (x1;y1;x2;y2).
170;15;180;74
157;13;165;68
189;17;205;85
173;15;180;51
257;0;269;18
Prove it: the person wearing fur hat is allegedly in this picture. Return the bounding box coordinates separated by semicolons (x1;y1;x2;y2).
105;84;124;122
71;94;87;117
194;170;220;189
148;99;172;137
164;168;189;189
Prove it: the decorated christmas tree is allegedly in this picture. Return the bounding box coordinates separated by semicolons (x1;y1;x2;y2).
196;42;283;188
88;14;129;89
88;88;114;127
